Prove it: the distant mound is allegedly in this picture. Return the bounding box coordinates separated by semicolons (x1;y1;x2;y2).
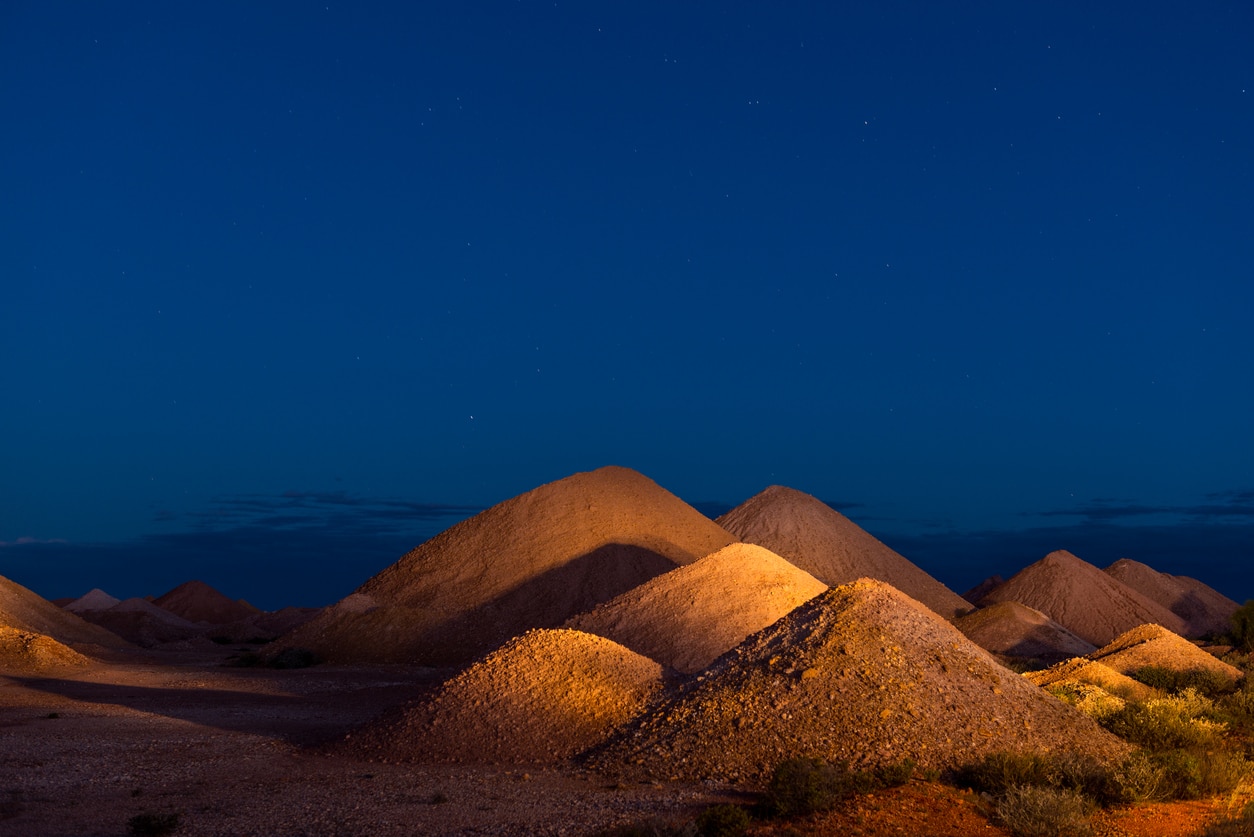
717;486;970;619
963;575;1004;606
1024;658;1157;702
1104;559;1239;637
345;629;662;765
978;551;1187;647
0;574;130;651
589;579;1128;786
565;543;827;674
0;626;92;673
81;598;204;648
64;588;121;613
282;466;736;665
153;580;260;625
955;601;1096;663
1089;624;1243;686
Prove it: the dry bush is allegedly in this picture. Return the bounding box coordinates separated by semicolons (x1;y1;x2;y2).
995;785;1092;837
1100;689;1226;750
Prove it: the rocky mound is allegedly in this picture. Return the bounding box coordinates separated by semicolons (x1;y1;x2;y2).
564;543;827;674
64;588;121;613
0;626;92;672
955;601;1097;663
963;575;1004;606
1088;624;1243;685
1024;658;1157;702
0;574;130;651
1104;559;1239;637
153;580;260;625
589;579;1128;786
80;598;204;647
717;486;970;619
978;551;1188;647
282;466;737;664
345;629;662;765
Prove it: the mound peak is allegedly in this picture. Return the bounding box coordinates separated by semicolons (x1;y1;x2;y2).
64;588;121;613
1089;624;1243;685
1024;658;1158;702
345;628;662;765
978;550;1188;646
564;542;827;674
955;601;1097;663
1103;559;1239;637
716;486;969;619
0;575;130;651
590;578;1127;785
282;466;736;664
153;580;260;625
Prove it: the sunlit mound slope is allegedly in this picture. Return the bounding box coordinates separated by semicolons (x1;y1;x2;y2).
281;466;737;664
589;578;1128;786
1089;623;1243;685
344;628;662;764
717;486;970;619
0;625;92;672
565;542;827;674
955;600;1097;662
0;574;130;652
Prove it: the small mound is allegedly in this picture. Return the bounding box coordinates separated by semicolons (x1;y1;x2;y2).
1024;658;1157;702
1104;559;1239;637
956;601;1097;662
64;588;121;613
962;575;1004;606
153;580;260;625
1088;624;1244;685
0;626;92;672
564;543;827;674
0;574;130;651
589;579;1128;786
717;486;970;619
978;551;1187;647
346;629;662;765
81;598;204;647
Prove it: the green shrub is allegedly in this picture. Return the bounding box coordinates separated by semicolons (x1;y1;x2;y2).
1112;751;1168;802
1231;601;1254;652
694;804;749;837
956;752;1055;796
874;757;916;787
1197;803;1254;837
995;785;1091;837
128;812;180;837
764;758;852;817
1131;666;1231;697
1100;690;1226;750
1051;754;1122;806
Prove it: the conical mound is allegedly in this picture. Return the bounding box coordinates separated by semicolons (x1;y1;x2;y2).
1024;658;1157;702
0;575;130;651
345;629;662;765
1104;559;1238;638
955;601;1096;663
64;588;121;613
1089;624;1243;685
81;598;204;648
589;579;1128;786
153;580;260;625
978;551;1187;647
0;625;92;673
282;466;736;664
717;486;970;619
564;543;827;674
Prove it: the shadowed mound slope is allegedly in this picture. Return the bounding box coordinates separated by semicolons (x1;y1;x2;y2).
716;486;969;619
0;575;129;651
81;598;204;647
1089;624;1243;685
589;579;1128;786
153;580;260;625
979;551;1187;647
283;466;736;665
345;629;662;765
1024;658;1157;702
955;601;1096;662
564;543;827;674
0;625;92;672
1103;559;1238;637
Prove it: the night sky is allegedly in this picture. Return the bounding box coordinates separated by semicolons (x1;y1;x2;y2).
3;3;1252;610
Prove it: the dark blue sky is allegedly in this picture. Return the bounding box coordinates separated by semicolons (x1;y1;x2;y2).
3;3;1252;610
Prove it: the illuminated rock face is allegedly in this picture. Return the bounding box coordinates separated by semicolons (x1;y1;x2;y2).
717;485;971;619
1089;623;1243;685
0;625;92;672
281;466;737;665
565;542;827;674
344;628;663;765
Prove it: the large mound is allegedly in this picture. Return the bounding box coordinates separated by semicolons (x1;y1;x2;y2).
80;598;204;648
0;625;92;673
590;579;1128;786
0;575;130;651
1089;624;1243;685
64;588;121;613
955;601;1097;663
1024;658;1157;702
716;486;970;619
346;629;662;765
282;466;737;664
564;543;827;674
152;580;260;625
1104;559;1239;637
978;551;1187;647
